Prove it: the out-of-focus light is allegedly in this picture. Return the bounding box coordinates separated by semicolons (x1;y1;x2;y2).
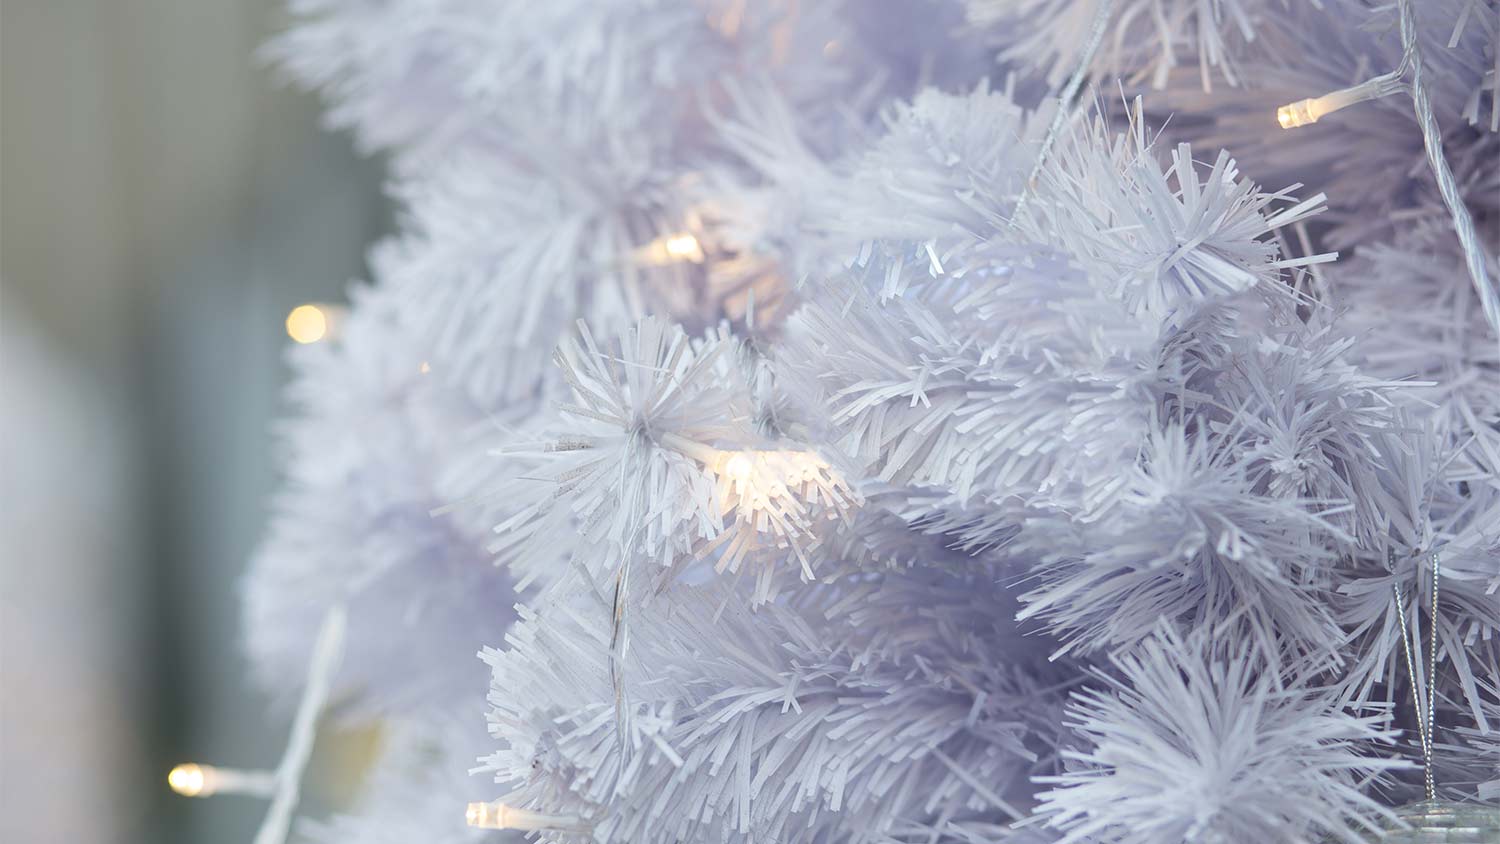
419;361;431;375
638;232;705;266
167;763;279;799
711;0;746;37
465;802;494;827
168;763;213;797
285;305;328;344
466;802;590;832
664;234;700;259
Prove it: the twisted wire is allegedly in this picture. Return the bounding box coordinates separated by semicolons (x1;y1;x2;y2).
1391;550;1442;802
1425;551;1441;800
1396;0;1500;351
1011;0;1115;224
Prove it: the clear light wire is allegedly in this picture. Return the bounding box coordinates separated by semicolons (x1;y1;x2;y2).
1011;0;1116;224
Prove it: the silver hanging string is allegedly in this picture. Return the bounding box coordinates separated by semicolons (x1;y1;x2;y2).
1390;549;1442;801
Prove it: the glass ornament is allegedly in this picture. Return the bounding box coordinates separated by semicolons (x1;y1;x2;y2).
1361;799;1500;843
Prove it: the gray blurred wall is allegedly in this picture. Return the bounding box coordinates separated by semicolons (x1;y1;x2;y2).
2;2;388;842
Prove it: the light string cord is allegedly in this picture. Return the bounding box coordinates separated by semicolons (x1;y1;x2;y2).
1390;550;1442;802
1397;0;1500;348
166;605;347;844
1276;0;1499;351
256;605;347;844
1011;0;1116;224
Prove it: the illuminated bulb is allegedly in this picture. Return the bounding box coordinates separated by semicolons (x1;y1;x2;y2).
1276;98;1320;129
168;763;212;797
638;232;704;266
1277;73;1406;129
664;234;700;259
285;305;328;344
167;763;278;799
465;802;591;832
419;360;431;375
723;452;754;483
164;606;342;844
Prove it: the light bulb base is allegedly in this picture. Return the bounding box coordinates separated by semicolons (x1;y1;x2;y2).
1278;98;1320;128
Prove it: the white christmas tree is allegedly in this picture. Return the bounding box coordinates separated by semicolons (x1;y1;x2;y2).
232;1;1499;842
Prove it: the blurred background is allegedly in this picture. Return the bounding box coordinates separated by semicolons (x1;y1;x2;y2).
2;3;390;842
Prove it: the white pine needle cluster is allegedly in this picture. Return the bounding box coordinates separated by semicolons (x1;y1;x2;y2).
966;0;1305;90
1032;628;1405;844
480;569;1072;844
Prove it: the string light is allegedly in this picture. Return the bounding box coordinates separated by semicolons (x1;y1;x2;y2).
1276;73;1407;128
722;451;754;483
465;801;592;832
710;448;830;508
637;232;704;266
665;234;701;259
285;305;329;344
701;445;860;593
167;763;277;799
285;303;349;344
166;606;346;844
1271;0;1498;346
168;763;210;797
656;436;855;520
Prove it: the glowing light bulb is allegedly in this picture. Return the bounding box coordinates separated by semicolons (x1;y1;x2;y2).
664;234;700;259
419;360;431;375
724;452;754;483
285;305;328;344
638;232;704;266
164;606;342;844
1276;73;1406;129
167;763;278;799
465;802;590;832
169;763;213;797
1277;98;1320;129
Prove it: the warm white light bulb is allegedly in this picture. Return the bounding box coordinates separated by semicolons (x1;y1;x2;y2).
465;802;590;832
168;763;213;797
166;763;277;799
1277;98;1320;128
1276;73;1406;130
724;452;754;482
639;232;704;265
285;305;328;344
664;234;700;259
